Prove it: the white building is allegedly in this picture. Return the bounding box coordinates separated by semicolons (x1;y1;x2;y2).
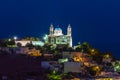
47;24;72;47
15;41;44;46
64;62;83;73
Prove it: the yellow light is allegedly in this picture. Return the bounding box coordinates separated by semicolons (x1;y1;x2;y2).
92;66;100;71
73;57;82;62
84;62;89;66
104;54;110;58
91;49;95;52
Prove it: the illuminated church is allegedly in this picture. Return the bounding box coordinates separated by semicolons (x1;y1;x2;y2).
47;24;72;47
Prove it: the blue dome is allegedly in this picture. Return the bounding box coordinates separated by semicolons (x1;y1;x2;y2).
55;27;62;30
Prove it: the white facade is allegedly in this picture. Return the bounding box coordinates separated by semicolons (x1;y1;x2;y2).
48;24;72;47
64;62;83;73
15;41;44;46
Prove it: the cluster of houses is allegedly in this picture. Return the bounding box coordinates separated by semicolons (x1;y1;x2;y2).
41;51;96;73
0;39;120;79
41;50;120;79
0;45;119;74
0;47;41;57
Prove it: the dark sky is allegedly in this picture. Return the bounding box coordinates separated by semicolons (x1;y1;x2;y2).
0;0;120;58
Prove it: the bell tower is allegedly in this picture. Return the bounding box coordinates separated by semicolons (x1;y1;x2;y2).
50;24;54;35
67;24;72;36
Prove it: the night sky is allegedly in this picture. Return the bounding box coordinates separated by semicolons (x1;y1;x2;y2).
0;0;120;58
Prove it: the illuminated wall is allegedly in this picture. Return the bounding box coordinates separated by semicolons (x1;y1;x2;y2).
15;41;44;46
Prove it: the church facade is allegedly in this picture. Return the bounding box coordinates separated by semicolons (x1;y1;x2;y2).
47;24;72;47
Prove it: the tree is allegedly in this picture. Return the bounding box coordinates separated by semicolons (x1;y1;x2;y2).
7;40;15;47
0;39;15;47
0;39;7;47
75;42;91;53
113;61;120;73
46;70;63;80
81;42;91;53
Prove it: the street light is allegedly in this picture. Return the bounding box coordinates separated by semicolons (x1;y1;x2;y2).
14;36;17;41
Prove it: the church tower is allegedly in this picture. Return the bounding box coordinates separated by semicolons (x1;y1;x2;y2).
67;24;72;36
50;24;54;35
67;24;72;47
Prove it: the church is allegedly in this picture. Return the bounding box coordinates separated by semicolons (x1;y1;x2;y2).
47;24;72;47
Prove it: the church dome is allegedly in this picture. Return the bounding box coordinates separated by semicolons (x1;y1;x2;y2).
55;27;62;30
54;27;63;36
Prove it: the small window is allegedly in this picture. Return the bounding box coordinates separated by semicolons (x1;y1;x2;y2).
52;40;54;42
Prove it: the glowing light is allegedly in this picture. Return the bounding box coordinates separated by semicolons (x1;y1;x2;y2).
73;57;82;62
14;36;17;40
91;49;95;52
84;62;89;66
58;58;68;63
104;54;110;58
43;34;48;40
92;65;101;73
8;38;11;42
114;61;120;72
